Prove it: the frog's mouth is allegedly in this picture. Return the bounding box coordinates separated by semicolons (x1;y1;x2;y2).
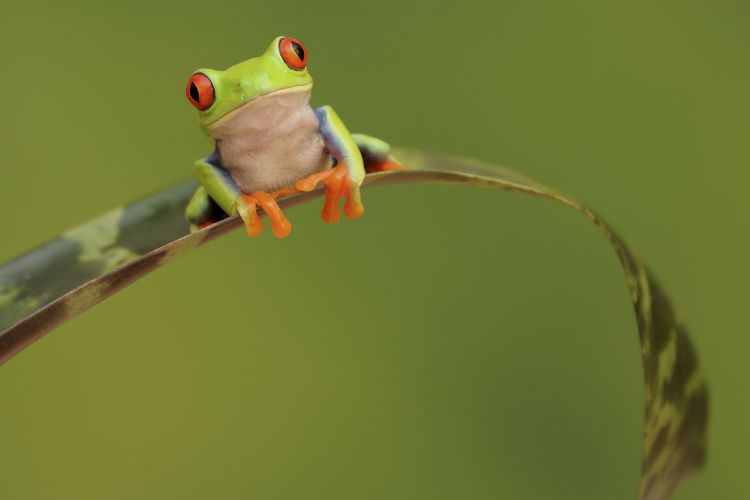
207;83;313;130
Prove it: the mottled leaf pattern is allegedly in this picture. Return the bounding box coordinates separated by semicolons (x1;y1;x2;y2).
0;148;707;499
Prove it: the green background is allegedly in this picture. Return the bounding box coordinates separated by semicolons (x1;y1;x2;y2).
0;0;746;498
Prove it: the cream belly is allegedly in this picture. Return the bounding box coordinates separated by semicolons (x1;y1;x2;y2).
208;85;332;193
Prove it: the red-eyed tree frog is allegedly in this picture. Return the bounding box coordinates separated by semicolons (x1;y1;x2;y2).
184;36;404;238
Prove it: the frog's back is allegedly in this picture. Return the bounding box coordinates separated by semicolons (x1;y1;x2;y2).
209;86;331;193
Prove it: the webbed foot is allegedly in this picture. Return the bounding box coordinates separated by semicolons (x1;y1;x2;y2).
295;163;364;223
235;187;296;238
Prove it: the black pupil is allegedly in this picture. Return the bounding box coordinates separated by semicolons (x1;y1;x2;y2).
190;82;200;102
291;41;305;61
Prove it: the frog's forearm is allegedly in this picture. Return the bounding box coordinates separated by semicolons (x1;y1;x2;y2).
315;106;365;185
194;158;241;215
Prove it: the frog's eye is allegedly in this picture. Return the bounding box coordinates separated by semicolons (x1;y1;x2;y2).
186;73;215;111
279;37;307;70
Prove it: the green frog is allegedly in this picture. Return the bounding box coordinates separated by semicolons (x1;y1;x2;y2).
184;36;403;238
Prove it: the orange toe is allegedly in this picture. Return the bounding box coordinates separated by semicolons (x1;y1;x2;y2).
272;186;297;198
238;195;264;237
237;191;293;238
295;164;365;224
344;187;365;219
295;169;333;192
251;191;292;238
321;166;348;223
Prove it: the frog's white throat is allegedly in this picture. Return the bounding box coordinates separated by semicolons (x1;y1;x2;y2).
207;82;331;194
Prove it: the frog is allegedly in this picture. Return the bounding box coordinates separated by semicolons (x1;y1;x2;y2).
184;36;403;238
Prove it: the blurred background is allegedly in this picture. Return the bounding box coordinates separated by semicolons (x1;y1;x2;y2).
0;0;746;498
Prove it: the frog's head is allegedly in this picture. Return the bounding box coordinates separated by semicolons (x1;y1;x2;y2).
185;36;312;129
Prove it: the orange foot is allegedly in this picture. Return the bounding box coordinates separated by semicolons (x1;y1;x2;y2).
295;163;364;223
366;158;407;173
236;187;296;238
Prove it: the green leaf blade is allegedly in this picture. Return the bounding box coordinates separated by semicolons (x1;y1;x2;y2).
0;148;707;499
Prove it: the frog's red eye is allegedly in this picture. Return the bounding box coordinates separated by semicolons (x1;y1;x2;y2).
186;73;215;111
279;37;307;70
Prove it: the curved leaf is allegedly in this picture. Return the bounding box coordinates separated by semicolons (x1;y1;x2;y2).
0;148;707;499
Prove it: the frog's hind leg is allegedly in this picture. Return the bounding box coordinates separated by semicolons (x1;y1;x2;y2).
185;186;229;232
351;133;389;166
351;133;407;173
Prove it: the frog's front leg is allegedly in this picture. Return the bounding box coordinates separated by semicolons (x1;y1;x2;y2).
193;157;293;238
295;106;366;223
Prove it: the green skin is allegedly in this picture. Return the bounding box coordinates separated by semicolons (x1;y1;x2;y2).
185;36;391;231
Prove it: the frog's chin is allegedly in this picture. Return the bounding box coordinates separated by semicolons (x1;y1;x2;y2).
206;83;313;131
